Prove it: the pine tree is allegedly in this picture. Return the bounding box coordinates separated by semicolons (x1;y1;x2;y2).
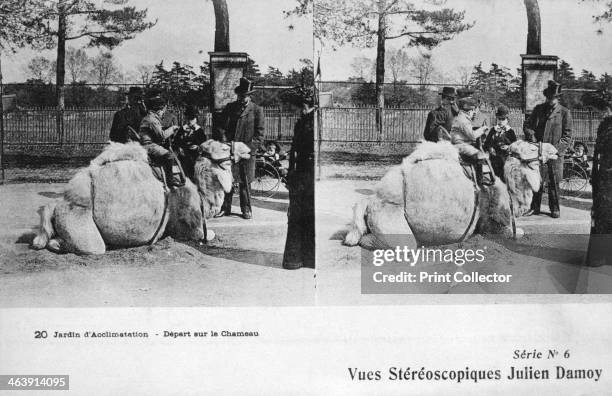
34;0;156;135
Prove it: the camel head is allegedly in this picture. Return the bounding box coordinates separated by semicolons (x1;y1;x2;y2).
199;140;251;167
231;141;251;163
196;140;250;195
503;140;558;216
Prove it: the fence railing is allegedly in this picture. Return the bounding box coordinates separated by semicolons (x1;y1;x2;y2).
3;106;603;148
319;107;604;143
2;106;300;146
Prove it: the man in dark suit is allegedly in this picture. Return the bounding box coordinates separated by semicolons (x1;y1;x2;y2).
214;77;264;219
423;86;459;142
524;80;573;218
109;86;147;143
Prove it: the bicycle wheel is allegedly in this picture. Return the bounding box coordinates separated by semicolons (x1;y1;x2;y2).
251;160;281;198
560;164;588;198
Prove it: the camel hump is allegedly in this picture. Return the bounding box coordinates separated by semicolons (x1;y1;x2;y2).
90;142;148;167
401;152;476;245
403;140;459;166
92;159;165;247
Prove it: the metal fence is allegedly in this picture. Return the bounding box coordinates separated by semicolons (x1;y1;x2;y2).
319;107;604;143
2;105;603;148
2;106;300;147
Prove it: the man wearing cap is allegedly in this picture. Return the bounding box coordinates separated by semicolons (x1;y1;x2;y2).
524;80;573;218
451;97;488;161
138;90;182;188
214;77;264;220
483;104;517;181
423;86;459;142
109;86;147;143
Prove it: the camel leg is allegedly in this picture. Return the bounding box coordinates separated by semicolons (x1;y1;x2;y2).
344;199;369;246
54;201;106;255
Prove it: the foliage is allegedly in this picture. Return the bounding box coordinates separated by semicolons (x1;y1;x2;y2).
245;58;262;81
311;0;474;48
150;61;210;107
66;48;91;83
36;0;157;50
465;62;521;107
0;0;50;52
27;56;56;82
89;51;123;86
350;56;374;80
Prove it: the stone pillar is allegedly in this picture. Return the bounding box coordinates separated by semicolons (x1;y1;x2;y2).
208;52;248;138
521;54;558;115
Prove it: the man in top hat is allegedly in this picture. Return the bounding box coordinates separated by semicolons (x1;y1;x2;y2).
423;86;459;142
524;80;573;218
214;77;264;220
138;89;182;188
109;86;147;143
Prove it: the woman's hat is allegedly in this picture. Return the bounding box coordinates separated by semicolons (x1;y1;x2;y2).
543;80;562;98
458;97;477;111
184;105;198;120
495;104;510;118
234;77;255;94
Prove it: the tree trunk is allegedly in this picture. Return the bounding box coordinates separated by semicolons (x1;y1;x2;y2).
55;7;66;143
524;0;541;55
375;1;386;141
212;0;230;52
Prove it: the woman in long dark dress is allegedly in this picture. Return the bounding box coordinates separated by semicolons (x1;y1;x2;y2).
587;99;612;267
282;86;315;270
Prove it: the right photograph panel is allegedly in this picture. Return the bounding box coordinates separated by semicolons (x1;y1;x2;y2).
314;0;612;298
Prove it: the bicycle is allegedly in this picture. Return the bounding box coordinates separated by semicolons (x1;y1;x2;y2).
560;153;590;198
250;154;288;198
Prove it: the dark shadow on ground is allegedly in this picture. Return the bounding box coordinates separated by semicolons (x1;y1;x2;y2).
355;188;374;196
189;243;283;269
39;191;64;199
16;232;36;245
559;196;592;211
492;234;587;266
233;196;289;213
252;191;289;200
329;229;348;241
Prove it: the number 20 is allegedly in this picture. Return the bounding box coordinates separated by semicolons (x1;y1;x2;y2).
34;330;48;339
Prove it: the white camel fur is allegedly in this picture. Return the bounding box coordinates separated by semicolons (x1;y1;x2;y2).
32;142;206;255
344;140;558;249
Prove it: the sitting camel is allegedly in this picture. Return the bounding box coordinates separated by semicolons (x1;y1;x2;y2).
344;140;558;249
32;142;208;255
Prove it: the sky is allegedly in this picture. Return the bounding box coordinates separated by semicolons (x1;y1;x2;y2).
2;0;313;82
3;0;611;84
316;0;612;82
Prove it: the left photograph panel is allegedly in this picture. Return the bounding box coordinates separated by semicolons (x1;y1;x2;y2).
0;0;315;307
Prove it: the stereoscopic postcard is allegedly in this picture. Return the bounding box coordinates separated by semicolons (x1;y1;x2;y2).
0;0;611;394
